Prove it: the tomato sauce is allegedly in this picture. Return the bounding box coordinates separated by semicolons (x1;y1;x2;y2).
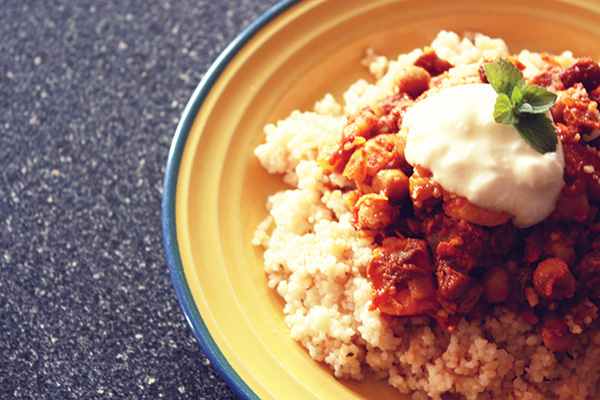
324;53;600;351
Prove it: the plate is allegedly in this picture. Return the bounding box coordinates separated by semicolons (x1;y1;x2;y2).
162;0;600;398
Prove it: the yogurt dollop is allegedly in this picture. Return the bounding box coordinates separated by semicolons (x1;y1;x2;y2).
403;83;565;228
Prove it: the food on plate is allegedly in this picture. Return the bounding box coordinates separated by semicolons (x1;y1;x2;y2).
253;31;600;399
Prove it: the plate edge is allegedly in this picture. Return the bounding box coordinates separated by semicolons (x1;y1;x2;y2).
160;1;303;399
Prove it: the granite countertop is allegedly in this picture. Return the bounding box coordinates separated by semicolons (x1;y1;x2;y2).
0;0;279;398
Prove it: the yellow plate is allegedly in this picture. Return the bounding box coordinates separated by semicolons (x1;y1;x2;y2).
162;0;600;398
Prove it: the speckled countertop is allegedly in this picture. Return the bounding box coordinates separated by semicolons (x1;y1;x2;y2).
0;0;279;398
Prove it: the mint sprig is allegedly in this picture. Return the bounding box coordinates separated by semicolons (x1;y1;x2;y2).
483;59;558;154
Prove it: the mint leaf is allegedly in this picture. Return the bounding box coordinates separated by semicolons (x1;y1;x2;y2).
517;102;534;114
520;85;557;114
511;85;523;106
494;93;519;125
483;59;525;96
515;114;558;154
483;59;558;154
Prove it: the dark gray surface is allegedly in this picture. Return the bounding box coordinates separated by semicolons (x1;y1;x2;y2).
0;0;281;398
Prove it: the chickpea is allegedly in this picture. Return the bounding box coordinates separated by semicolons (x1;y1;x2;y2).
482;266;511;304
573;251;600;298
533;258;576;300
363;134;402;176
546;234;577;267
341;107;378;144
396;66;431;98
343;148;367;182
355;193;398;230
372;169;410;202
553;192;590;223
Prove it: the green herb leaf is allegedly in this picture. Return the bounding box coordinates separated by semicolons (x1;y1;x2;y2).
483;59;558;154
511;85;523;107
483;58;525;96
493;93;519;125
515;114;558;154
516;102;534;114
520;85;557;114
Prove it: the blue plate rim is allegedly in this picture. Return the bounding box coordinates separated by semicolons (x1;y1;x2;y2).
161;1;302;398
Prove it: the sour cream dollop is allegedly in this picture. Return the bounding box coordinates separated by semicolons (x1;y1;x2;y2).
403;83;565;228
